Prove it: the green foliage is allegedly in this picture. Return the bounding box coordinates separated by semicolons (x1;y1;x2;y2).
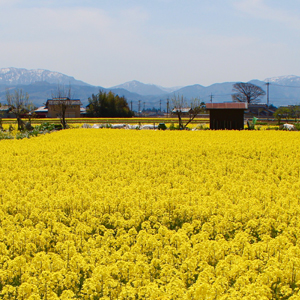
87;90;134;118
37;122;56;131
197;124;209;130
158;123;167;130
294;123;300;131
274;106;291;125
1;122;60;141
274;105;300;125
290;105;300;121
16;132;30;139
256;122;268;125
266;126;279;130
25;122;34;131
16;127;45;139
35;122;62;131
246;117;258;130
0;132;14;140
169;122;178;130
54;124;63;130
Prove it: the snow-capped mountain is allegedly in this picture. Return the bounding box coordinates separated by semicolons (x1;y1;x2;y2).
264;75;300;86
0;67;90;86
0;67;300;108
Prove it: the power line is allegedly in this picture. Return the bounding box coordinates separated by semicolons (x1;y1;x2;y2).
270;83;300;89
138;100;141;116
212;93;233;97
167;98;169;117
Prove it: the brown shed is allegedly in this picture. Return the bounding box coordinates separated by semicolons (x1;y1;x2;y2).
206;103;248;130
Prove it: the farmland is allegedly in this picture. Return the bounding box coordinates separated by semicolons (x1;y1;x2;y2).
0;129;300;299
1;117;209;127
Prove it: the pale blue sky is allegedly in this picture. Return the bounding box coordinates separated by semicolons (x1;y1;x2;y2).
0;0;299;87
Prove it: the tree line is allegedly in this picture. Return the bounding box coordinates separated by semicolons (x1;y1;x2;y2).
4;81;299;132
86;90;133;118
273;105;300;124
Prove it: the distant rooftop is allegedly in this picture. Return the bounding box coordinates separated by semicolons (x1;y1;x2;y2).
35;106;48;113
0;105;11;111
172;107;191;113
46;98;82;106
206;103;248;109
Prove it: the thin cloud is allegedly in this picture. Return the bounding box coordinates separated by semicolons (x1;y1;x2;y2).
0;0;22;5
233;0;300;30
119;7;150;24
0;6;113;42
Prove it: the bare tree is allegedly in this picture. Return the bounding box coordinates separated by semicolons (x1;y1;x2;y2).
6;88;33;131
172;94;205;129
232;82;266;104
50;84;73;129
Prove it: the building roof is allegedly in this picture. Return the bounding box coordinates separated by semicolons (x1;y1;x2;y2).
46;98;82;106
0;105;12;112
206;103;248;109
35;106;48;113
172;107;191;113
248;103;268;108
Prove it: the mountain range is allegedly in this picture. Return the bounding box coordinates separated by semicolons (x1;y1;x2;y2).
0;67;299;110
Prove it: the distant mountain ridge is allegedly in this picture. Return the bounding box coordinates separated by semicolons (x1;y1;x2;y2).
0;67;300;108
111;80;181;96
0;67;90;86
111;76;300;108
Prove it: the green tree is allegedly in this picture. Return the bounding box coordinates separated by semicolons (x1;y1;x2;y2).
274;107;291;125
290;105;300;122
87;90;133;118
6;88;33;131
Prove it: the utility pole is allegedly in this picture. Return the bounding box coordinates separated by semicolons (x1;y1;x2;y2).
143;102;145;117
159;99;162;112
210;93;213;103
266;82;270;107
138;100;141;117
167;98;169;118
266;82;270;122
130;101;133;111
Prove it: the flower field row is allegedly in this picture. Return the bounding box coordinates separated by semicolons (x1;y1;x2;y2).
0;130;300;299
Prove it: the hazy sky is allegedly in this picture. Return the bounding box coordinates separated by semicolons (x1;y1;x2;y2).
0;0;299;87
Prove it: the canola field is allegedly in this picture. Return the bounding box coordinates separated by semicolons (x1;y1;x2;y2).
0;129;300;299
